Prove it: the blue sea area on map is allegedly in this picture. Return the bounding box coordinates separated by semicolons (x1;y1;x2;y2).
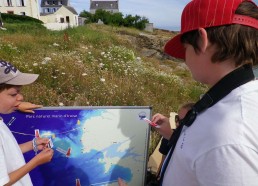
3;109;133;186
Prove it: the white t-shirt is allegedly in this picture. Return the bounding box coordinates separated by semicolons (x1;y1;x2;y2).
162;80;258;186
0;119;33;186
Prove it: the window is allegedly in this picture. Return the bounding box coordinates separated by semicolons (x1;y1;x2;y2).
16;0;22;6
45;8;50;13
7;0;12;6
66;16;69;23
60;17;64;23
20;12;26;15
7;11;14;14
19;0;25;6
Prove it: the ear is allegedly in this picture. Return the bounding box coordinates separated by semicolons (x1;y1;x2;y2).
198;28;208;53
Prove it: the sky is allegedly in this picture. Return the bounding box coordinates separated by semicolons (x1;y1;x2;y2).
70;0;258;31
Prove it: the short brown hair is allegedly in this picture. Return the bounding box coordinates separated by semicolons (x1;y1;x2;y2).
181;1;258;67
0;84;18;92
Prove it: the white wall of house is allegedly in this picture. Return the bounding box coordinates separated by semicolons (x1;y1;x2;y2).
43;22;69;30
40;6;78;30
55;6;78;26
0;0;40;19
40;13;57;23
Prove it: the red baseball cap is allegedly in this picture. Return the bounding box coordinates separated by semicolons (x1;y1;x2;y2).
164;0;258;60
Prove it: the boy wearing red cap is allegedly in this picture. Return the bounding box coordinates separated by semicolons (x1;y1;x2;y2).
160;0;258;185
0;60;54;185
119;0;258;185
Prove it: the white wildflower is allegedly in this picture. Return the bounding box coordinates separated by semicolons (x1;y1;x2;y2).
99;63;104;68
44;57;52;61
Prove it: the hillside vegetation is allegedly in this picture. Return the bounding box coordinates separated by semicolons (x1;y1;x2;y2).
80;9;149;30
0;20;207;153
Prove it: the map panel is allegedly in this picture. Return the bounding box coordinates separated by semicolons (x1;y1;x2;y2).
2;106;151;186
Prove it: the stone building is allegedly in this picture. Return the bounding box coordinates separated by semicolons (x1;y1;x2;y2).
90;0;119;14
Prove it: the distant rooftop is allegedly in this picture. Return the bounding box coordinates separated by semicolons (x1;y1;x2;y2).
41;0;69;7
90;0;119;12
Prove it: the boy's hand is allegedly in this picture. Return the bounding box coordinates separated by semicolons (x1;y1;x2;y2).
35;137;50;150
152;113;173;140
34;148;54;166
17;102;43;113
118;178;128;186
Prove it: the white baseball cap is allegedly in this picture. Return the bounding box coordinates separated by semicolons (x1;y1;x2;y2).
0;60;39;85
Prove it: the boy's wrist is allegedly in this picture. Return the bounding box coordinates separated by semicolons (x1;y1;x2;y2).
32;138;38;155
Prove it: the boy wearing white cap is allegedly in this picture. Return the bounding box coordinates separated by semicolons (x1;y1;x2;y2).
119;0;258;185
0;60;54;186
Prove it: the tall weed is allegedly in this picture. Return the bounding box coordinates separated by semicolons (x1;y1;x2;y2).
0;23;207;154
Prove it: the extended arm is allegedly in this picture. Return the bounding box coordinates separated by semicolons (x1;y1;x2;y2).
17;102;43;113
4;148;53;186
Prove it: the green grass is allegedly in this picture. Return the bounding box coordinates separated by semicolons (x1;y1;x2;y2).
0;22;207;155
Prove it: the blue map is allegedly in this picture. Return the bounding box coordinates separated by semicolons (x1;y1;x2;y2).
2;107;150;186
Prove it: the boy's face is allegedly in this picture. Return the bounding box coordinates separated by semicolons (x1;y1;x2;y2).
0;86;23;114
184;42;212;85
184;43;203;81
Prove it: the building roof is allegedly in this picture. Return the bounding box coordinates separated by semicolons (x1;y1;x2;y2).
41;0;69;7
40;5;78;16
90;1;118;10
63;6;78;15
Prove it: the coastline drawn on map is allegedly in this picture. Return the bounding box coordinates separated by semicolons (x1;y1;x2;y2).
2;106;151;186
